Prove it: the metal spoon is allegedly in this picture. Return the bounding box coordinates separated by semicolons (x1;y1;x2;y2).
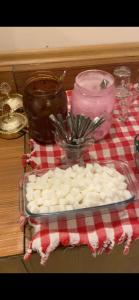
67;112;77;141
78;116;91;138
49;114;69;142
84;116;105;137
55;70;67;94
100;79;109;89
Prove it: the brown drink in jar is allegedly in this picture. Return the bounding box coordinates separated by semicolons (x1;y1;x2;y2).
23;71;67;144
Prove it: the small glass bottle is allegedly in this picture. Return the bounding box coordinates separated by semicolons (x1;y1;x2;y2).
113;66;135;120
113;66;131;91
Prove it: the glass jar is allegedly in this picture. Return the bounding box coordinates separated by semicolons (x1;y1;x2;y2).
23;71;67;145
71;70;115;141
55;132;93;165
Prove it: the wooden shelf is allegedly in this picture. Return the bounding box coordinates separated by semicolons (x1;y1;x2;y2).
0;136;25;257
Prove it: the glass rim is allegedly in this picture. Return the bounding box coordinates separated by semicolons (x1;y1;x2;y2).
113;66;131;77
24;71;61;97
55;136;94;149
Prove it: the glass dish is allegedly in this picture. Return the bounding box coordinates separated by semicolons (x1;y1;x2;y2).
20;159;139;222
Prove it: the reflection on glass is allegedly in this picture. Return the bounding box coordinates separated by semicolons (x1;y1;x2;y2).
113;66;131;91
116;86;132;122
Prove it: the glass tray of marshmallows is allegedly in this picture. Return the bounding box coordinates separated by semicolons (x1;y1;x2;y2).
20;159;139;221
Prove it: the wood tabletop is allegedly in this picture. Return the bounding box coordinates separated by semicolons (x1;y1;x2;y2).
0;136;25;257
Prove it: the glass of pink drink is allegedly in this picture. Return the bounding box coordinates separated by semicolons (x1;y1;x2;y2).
71;70;115;141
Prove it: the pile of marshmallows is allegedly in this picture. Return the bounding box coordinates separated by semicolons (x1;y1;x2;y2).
26;163;132;214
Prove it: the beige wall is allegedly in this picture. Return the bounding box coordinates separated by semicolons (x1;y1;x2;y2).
0;27;139;52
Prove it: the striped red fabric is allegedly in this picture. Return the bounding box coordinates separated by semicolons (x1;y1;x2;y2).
22;90;139;264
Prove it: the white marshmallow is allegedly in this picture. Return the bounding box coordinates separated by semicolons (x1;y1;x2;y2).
65;194;75;205
86;163;93;171
28;174;36;183
72;164;81;173
41;172;49;181
118;182;127;190
33;190;41;200
34;198;44;206
27;202;39;213
50;198;59;205
49;205;61;212
59;198;68;205
25;162;132;213
75;203;86;209
39;206;49;213
26;182;36;190
123;190;132;199
47;170;54;178
59;205;66;211
26;194;33;202
65;205;73;211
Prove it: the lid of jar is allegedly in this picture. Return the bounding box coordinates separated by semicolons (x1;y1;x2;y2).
0;112;27;134
24;70;66;96
75;69;114;95
113;66;131;78
0;82;23;112
0;93;23;112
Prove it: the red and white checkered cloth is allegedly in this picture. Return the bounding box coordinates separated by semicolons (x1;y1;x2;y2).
22;91;139;265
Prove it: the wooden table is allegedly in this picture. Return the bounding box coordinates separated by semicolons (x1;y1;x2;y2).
0;136;25;257
1;133;139;273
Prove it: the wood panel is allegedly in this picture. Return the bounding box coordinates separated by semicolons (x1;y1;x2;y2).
0;137;25;257
1;42;139;66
